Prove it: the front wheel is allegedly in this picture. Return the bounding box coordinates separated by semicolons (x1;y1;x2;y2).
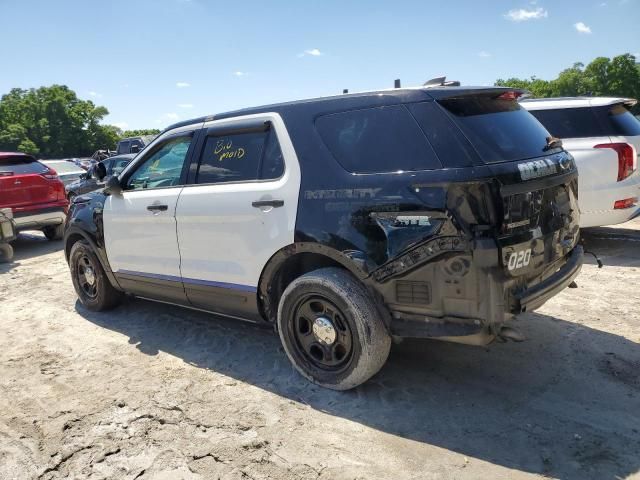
277;267;391;390
69;240;123;311
43;224;64;241
0;243;14;263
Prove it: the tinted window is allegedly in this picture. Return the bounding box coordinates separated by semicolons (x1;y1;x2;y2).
197;131;269;184
603;104;640;136
407;102;477;168
0;157;48;175
260;130;285;180
117;141;130;154
440;96;558;163
127;136;191;190
316;105;441;173
111;159;130;175
528;108;602;138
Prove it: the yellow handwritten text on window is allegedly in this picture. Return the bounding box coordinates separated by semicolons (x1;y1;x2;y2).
215;138;245;161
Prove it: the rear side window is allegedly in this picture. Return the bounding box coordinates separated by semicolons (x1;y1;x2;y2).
601;104;640;136
196;128;283;184
0;157;48;175
528;108;603;138
439;96;555;163
117;141;130;154
315;105;441;173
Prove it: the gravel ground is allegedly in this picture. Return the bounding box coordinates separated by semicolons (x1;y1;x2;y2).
1;218;639;480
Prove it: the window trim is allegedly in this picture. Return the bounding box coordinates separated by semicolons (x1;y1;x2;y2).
187;117;286;187
119;130;198;192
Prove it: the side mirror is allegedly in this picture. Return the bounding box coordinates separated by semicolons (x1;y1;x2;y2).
95;162;107;180
104;176;123;196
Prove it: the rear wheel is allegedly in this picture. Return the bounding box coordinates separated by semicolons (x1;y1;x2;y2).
277;267;391;390
43;224;64;241
69;240;122;311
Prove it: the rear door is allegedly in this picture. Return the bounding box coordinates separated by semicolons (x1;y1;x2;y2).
175;113;301;319
103;125;201;304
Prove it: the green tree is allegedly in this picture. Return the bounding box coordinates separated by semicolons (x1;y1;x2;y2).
121;129;160;138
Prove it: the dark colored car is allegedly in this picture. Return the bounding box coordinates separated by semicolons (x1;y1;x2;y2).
0;152;68;240
116;135;156;155
64;86;582;390
66;154;134;199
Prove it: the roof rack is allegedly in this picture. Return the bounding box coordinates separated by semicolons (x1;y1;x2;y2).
423;76;461;88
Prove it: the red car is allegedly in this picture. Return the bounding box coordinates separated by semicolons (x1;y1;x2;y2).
0;152;69;240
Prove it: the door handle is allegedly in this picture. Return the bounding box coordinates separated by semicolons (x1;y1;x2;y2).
147;204;168;212
252;200;284;208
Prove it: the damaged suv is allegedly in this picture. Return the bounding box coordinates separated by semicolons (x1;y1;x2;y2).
64;86;582;390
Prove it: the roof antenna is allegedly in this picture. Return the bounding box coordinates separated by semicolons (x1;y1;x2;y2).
343;89;349;94
423;76;461;88
394;79;401;89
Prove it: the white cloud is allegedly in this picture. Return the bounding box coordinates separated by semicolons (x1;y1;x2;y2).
504;7;548;21
177;103;193;108
233;71;247;77
176;82;191;88
298;48;323;58
600;2;607;5
113;122;129;130
574;21;592;33
88;91;102;98
478;51;492;58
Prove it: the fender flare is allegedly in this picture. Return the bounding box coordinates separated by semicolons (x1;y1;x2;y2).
64;226;123;291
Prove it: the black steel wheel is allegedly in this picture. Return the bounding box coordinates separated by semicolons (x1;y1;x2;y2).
69;240;123;311
277;267;391;390
291;295;354;371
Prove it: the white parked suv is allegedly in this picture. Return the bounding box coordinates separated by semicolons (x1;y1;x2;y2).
522;97;640;227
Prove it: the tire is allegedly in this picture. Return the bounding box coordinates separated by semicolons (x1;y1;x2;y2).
69;240;123;311
277;267;391;390
0;243;13;263
43;224;64;241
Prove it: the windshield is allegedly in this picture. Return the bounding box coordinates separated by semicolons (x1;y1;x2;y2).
439;95;558;163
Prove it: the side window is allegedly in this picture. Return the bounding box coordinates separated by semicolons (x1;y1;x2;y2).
195;127;284;184
126;136;192;190
112;159;130;176
315;105;441;173
528;108;603;139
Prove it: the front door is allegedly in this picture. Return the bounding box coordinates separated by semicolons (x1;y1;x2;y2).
103;127;200;304
175;113;301;319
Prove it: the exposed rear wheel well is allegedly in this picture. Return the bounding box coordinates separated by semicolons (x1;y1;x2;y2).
260;252;345;322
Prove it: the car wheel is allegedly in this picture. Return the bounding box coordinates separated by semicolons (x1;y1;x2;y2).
277;267;391;390
0;243;14;263
43;224;64;241
69;240;123;311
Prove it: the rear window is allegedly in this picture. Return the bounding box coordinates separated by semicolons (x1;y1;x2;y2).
603;104;640;136
0;157;48;175
439;96;556;163
315;105;441;173
117;141;130;154
528;107;603;138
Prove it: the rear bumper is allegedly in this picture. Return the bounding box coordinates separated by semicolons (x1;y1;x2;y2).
512;245;583;313
13;206;67;231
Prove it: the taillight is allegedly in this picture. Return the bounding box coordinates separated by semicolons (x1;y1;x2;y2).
613;197;638;210
41;167;58;180
496;91;524;101
594;143;637;182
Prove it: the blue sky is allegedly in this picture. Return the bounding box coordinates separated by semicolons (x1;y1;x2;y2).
0;0;638;130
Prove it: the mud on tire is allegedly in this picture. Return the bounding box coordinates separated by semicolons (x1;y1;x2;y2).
277;267;391;390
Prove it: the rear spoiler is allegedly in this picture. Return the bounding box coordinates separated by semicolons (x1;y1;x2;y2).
424;87;528;101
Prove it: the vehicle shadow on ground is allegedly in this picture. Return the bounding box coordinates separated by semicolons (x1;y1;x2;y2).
0;232;63;273
77;297;640;479
581;226;640;268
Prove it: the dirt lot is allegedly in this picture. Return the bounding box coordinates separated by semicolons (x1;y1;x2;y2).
1;219;639;480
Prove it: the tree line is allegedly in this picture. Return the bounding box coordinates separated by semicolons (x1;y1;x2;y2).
495;53;640;113
0;85;159;158
1;54;639;157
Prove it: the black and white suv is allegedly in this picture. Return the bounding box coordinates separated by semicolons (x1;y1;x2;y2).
64;86;583;390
